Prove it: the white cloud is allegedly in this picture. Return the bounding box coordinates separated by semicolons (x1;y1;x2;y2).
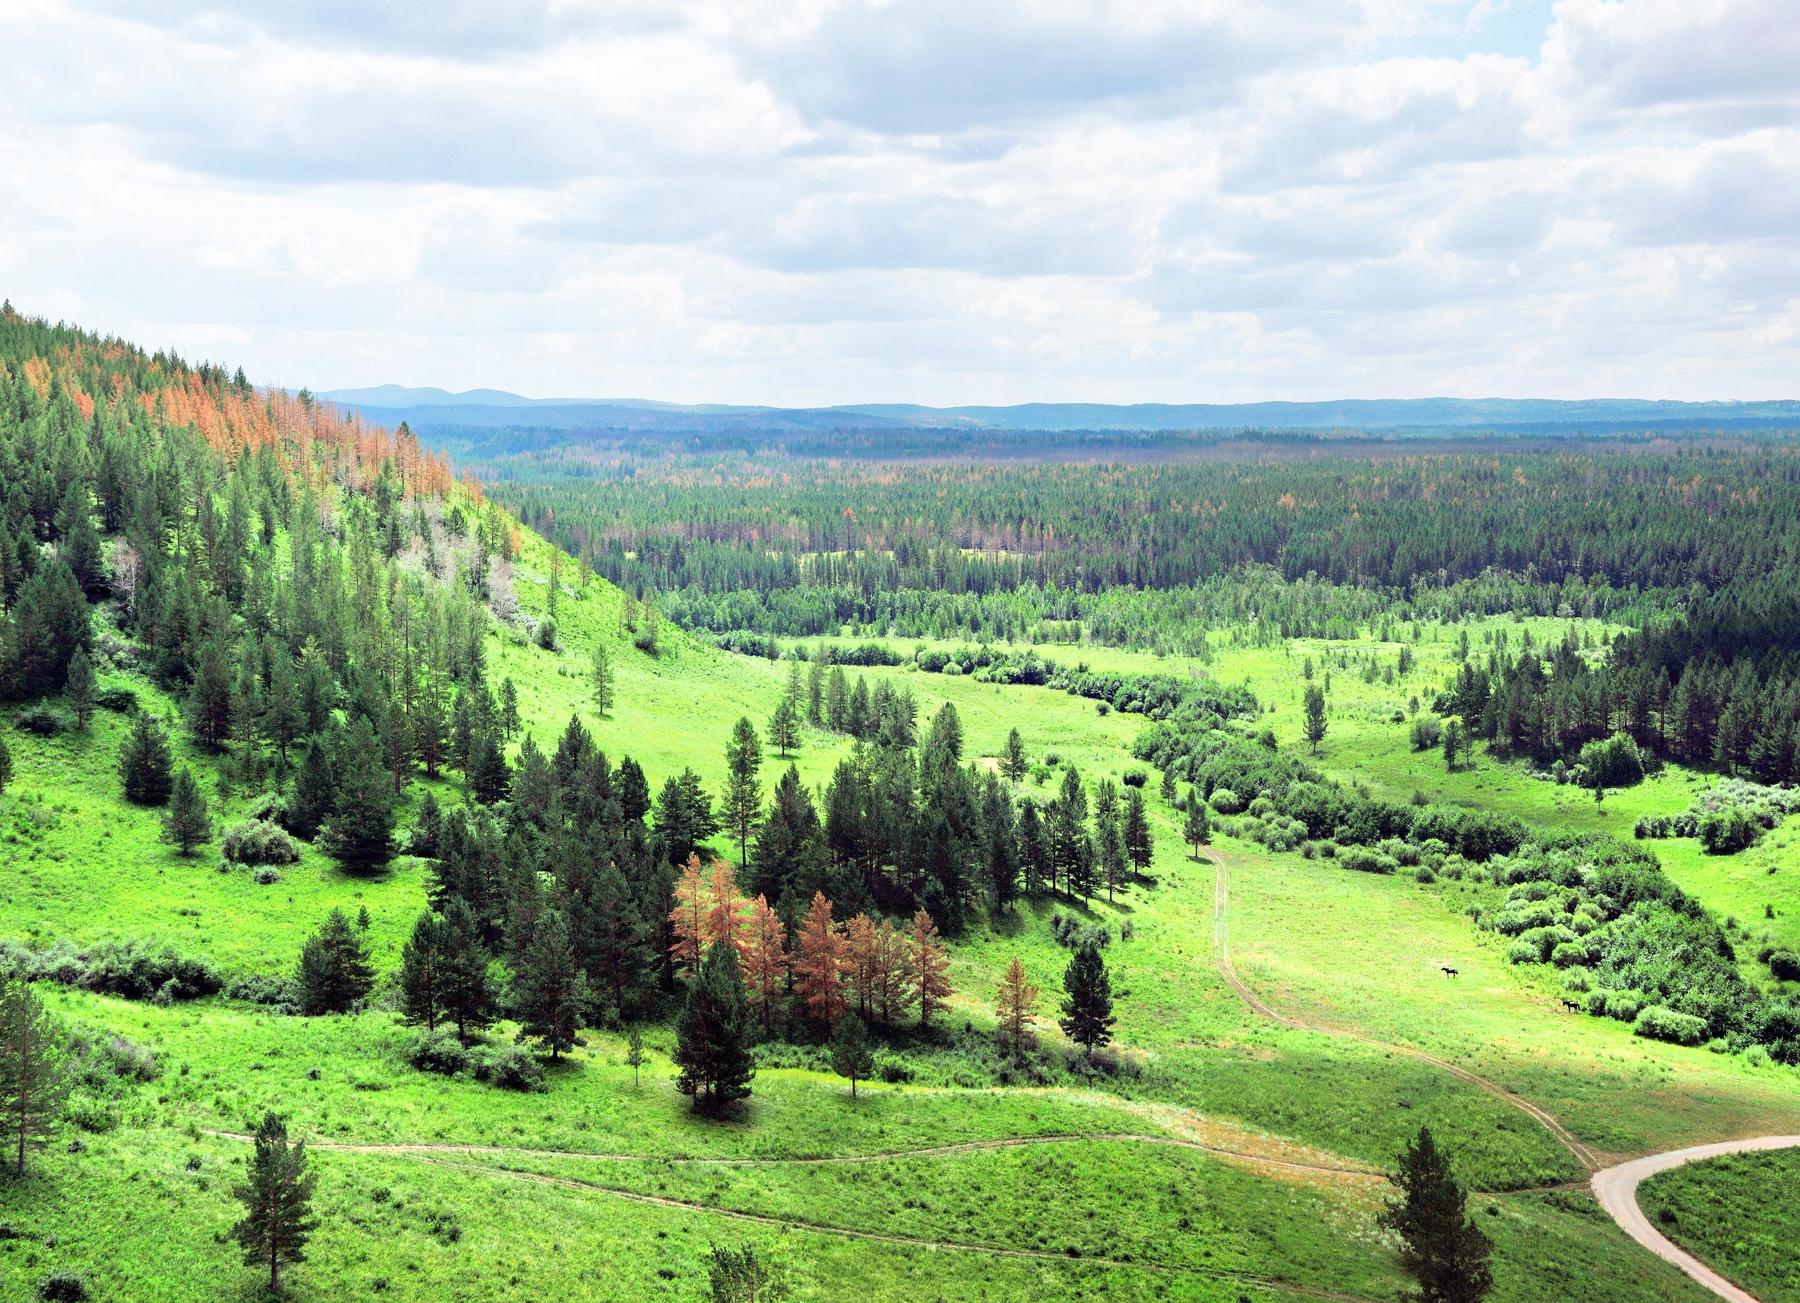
0;0;1795;402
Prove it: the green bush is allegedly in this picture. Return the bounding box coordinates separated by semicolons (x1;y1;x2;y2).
221;819;302;866
470;1043;546;1092
1208;788;1243;815
410;1028;471;1076
1698;808;1758;855
1633;1004;1709;1046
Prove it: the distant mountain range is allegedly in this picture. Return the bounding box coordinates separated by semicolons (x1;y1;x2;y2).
316;386;1800;439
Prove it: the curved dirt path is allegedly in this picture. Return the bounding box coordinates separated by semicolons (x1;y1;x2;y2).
204;1130;1383;1302
205;1125;1381;1184
1590;1136;1800;1302
1205;848;1601;1172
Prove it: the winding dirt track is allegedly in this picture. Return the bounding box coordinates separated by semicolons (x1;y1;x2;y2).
1590;1137;1800;1303
1205;848;1600;1173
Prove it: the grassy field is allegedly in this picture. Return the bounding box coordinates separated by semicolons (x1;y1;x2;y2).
0;536;1788;1300
1636;1149;1800;1302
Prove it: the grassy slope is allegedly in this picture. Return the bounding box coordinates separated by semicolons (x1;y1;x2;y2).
0;539;1765;1301
1635;1149;1800;1302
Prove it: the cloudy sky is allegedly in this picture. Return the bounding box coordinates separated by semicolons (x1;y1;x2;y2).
2;0;1796;404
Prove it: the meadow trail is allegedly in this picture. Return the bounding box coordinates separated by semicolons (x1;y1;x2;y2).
1591;1137;1800;1303
1203;847;1601;1172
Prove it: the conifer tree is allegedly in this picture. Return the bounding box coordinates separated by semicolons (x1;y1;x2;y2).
286;735;337;839
742;895;789;1032
1059;942;1116;1058
1380;1127;1493;1303
498;677;520;740
1002;727;1028;782
806;658;825;726
724;716;763;867
63;647;95;729
1159;766;1177;803
320;717;397;871
1017;798;1049;896
230;1111;320;1294
767;695;799;758
592;643;614;717
705;859;746;955
295;908;375;1015
626;1025;646;1086
674;940;755;1118
439;899;497;1041
668;854;710;979
1123;787;1153;875
398;911;448;1031
908;908;953;1028
994;956;1040;1060
515;909;588;1059
1183;797;1210;860
0;978;68;1177
831;1012;875;1101
162;766;212;855
187;635;236;749
793;891;847;1028
119;710;175;805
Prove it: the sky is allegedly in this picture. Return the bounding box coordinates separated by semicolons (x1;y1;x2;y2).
1;0;1796;406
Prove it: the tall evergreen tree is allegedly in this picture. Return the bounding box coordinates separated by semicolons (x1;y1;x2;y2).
1379;1127;1493;1303
723;716;763;867
592;643;614;717
286;735;337;840
1183;797;1210;860
1002;727;1028;782
319;718;396;871
1122;787;1153;875
767;695;799;758
1303;682;1328;754
439;899;498;1042
831;1012;875;1101
230;1112;320;1294
515;909;588;1059
674;941;755;1118
398;911;449;1031
119;711;175;805
1059;942;1116;1058
63;647;95;729
295;909;375;1015
162;766;212;855
0;978;68;1177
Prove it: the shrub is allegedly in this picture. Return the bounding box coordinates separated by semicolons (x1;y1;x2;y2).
1768;950;1800;981
1338;847;1397;875
221;819;302;866
253;867;282;885
1208;788;1244;815
226;974;297;1011
16;704;71;735
1551;941;1592;969
1121;770;1148;788
1633;1004;1709;1046
94;684;137;712
1698;808;1758;855
36;1272;90;1302
470;1043;546;1092
1409;716;1443;751
409;1028;470;1076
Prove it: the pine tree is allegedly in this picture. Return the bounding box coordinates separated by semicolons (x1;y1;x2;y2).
439;899;497;1041
793;891;847;1028
230;1112;320;1294
831;1012;875;1101
295;909;375;1015
515;910;589;1059
398;911;449;1031
319;718;396;871
674;940;755;1118
1183;796;1210;859
668;854;710;979
626;1025;646;1086
1017;798;1049;896
119;711;175;805
994;956;1040;1060
767;695;799;758
1059;942;1116;1058
0;978;68;1177
287;735;337;839
498;677;520;740
1379;1127;1494;1303
1159;766;1177;803
724;716;763;867
1304;682;1328;754
806;658;825;726
1443;720;1465;772
1002;727;1028;782
187;634;236;750
742;894;789;1032
1122;787;1153;875
162;766;212;855
908;908;952;1029
592;643;614;717
63;647;95;729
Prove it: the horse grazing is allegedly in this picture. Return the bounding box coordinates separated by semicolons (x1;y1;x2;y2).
1561;998;1583;1013
1440;966;1459;977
